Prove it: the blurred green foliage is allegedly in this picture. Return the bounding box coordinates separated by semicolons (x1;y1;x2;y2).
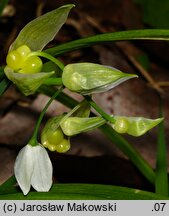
134;0;169;29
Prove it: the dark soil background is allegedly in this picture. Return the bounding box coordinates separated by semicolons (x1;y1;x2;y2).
0;0;169;192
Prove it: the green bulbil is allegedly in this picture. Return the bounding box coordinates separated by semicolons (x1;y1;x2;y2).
54;139;71;153
6;45;43;74
113;117;129;134
41;115;71;153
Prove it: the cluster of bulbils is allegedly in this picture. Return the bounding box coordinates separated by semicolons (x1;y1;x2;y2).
41;116;71;153
5;44;163;195
6;45;42;74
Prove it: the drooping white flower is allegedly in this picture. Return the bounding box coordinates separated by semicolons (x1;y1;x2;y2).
14;144;52;195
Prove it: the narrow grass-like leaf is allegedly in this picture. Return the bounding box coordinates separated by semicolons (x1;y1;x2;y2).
0;175;17;194
155;97;168;196
10;4;74;51
0;0;9;16
0;66;5;80
0;184;168;200
46;29;169;56
0;77;11;96
39;86;155;184
100;124;155;184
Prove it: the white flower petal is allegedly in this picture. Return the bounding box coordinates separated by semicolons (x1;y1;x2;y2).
31;144;53;192
14;145;34;195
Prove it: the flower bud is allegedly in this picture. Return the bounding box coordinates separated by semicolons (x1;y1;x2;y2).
112;116;163;136
60;116;106;136
62;63;138;94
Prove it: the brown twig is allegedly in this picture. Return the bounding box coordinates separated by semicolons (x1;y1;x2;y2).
157;82;169;87
36;1;46;17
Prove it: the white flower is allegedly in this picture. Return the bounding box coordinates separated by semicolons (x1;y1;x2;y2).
14;144;53;195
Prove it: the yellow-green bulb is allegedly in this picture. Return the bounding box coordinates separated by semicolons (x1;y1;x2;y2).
20;56;42;74
113;118;129;134
6;45;42;74
41;127;64;148
54;139;71;153
16;45;31;58
6;50;22;70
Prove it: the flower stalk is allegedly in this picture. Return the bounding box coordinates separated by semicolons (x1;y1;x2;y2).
29;86;64;146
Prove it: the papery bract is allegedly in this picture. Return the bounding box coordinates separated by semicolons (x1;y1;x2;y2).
60;116;106;136
4;66;54;96
62;63;138;94
10;5;74;51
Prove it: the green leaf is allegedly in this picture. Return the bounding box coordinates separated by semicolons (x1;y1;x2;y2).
0;77;11;96
46;29;169;56
0;175;17;194
0;66;6;80
136;54;151;70
4;66;54;96
134;0;169;29
155;98;168;196
60;116;106;136
0;184;168;200
112;116;163;136
10;4;75;51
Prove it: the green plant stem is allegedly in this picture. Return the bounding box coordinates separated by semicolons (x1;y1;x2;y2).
29;86;64;146
100;124;155;184
45;29;169;57
39;86;156;184
29;51;65;70
85;95;116;124
155;97;168;196
39;85;77;108
43;77;63;86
